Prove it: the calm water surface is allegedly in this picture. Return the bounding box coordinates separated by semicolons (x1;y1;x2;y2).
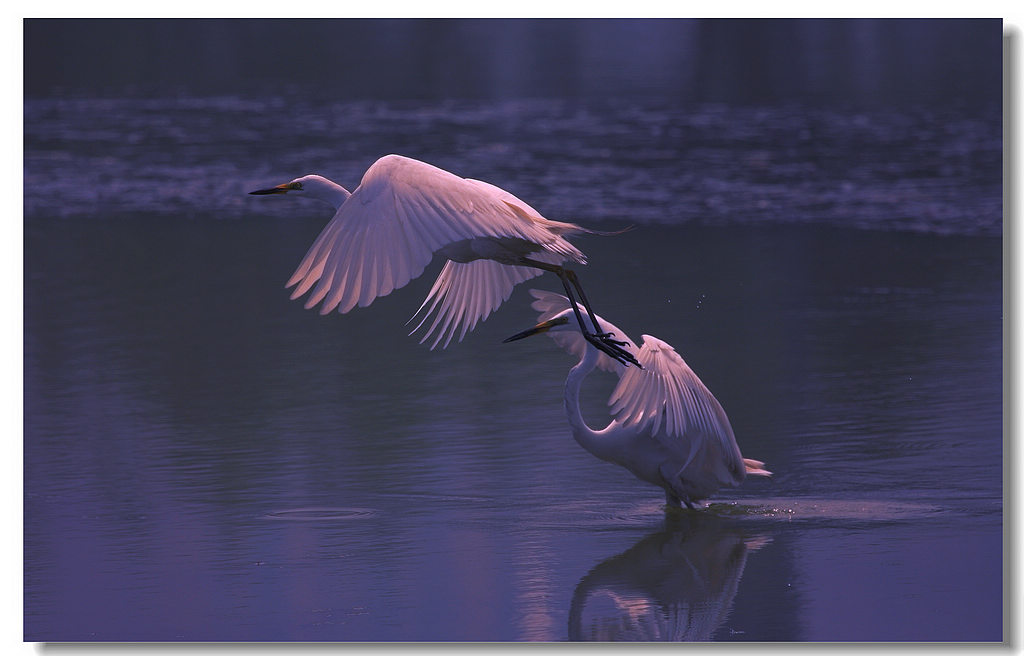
23;98;1002;641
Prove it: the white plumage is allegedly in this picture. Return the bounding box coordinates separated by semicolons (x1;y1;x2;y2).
251;155;637;365
507;289;771;508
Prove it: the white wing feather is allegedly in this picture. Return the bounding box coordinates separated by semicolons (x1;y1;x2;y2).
528;289;637;373
287;155;585;319
408;259;545;350
525;289;759;490
608;335;745;481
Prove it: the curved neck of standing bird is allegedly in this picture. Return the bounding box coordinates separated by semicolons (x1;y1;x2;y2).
564;344;615;458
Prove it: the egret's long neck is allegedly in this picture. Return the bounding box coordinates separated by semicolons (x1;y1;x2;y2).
309;179;351;210
564;346;612;457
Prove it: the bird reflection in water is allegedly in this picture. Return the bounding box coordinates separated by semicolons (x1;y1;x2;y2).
568;514;770;641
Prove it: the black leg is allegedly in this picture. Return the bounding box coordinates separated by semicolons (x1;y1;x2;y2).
519;258;641;368
551;268;595;339
666;491;696;511
564;269;604;335
564;269;630;348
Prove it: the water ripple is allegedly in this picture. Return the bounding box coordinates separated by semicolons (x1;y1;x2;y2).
24;97;1000;236
264;507;377;521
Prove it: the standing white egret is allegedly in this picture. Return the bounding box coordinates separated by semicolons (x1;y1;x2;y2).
504;289;771;508
250;154;638;367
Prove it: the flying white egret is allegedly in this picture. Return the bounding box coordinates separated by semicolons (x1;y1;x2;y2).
504;289;771;508
250;154;639;367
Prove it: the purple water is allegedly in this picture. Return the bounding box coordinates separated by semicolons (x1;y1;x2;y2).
23;88;1002;640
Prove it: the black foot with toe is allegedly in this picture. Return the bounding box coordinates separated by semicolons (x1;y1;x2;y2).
585;332;642;368
592;332;630;347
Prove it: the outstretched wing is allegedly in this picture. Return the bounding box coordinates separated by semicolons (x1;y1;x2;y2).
407;258;546;350
528;289;637;373
286;154;585;317
608;335;745;481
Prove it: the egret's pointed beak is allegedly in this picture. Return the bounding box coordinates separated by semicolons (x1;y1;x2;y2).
249;183;292;195
503;317;566;343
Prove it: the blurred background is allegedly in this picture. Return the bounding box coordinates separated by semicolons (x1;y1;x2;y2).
25;18;1001;106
